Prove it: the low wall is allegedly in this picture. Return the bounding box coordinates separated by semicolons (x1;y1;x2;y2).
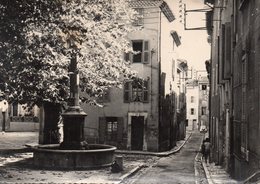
8;121;39;132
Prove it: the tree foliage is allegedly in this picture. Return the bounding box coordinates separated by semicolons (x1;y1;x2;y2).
0;0;138;106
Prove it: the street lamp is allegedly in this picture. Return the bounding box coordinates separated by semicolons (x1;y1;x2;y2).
60;38;88;150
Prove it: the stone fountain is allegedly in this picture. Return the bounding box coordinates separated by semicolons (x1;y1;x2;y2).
33;51;116;169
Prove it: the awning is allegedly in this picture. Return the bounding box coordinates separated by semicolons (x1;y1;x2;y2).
159;1;175;22
171;31;181;47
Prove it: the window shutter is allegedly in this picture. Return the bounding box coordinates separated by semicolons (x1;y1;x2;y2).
143;41;150;64
117;117;124;142
224;22;231;79
242;55;248;85
143;80;149;102
242;54;247;121
99;117;106;143
124;81;131;103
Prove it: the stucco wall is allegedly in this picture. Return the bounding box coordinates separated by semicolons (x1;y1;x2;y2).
82;7;161;152
186;85;199;130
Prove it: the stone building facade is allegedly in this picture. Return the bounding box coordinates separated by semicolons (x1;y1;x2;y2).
206;0;260;180
82;0;185;152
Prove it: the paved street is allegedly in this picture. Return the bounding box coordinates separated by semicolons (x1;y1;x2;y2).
125;131;205;184
0;131;220;184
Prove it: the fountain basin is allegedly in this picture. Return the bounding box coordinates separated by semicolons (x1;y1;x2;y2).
33;144;116;170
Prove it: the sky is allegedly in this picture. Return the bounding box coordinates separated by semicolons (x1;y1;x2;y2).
166;0;211;71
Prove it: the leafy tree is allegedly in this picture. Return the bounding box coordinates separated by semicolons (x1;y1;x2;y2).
0;0;138;143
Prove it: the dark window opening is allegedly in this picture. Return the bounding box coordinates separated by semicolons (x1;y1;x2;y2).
133;41;143;63
191;108;195;115
106;117;118;142
124;79;149;103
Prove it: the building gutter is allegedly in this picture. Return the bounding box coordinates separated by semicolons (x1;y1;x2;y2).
158;10;162;151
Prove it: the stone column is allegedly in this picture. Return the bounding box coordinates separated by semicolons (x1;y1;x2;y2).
60;52;87;150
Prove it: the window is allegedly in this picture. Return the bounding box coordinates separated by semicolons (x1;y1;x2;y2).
99;117;124;146
191;108;195;115
124;79;149;103
132;81;143;101
133;8;144;26
124;40;150;64
202;85;207;90
133;41;142;63
106;117;118;142
191;96;194;103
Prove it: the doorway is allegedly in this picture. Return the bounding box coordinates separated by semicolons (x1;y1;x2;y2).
193;119;197;130
131;116;144;150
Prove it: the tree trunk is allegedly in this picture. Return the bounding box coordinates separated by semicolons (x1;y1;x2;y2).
41;102;62;144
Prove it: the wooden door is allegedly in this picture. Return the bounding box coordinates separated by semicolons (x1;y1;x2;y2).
131;116;144;150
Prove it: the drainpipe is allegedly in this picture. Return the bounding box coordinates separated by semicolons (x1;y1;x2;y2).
158;10;162;151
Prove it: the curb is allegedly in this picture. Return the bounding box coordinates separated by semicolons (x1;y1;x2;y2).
199;134;214;184
194;151;200;184
117;132;193;183
118;164;146;183
202;161;214;184
116;132;192;157
194;134;206;184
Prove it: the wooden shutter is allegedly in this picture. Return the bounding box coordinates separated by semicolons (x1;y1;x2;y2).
117;117;124;142
224;22;231;79
241;54;247;121
124;81;131;103
99;117;106;143
143;80;149;102
143;41;150;64
219;24;225;83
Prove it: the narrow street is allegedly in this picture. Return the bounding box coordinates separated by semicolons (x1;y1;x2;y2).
124;131;205;184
